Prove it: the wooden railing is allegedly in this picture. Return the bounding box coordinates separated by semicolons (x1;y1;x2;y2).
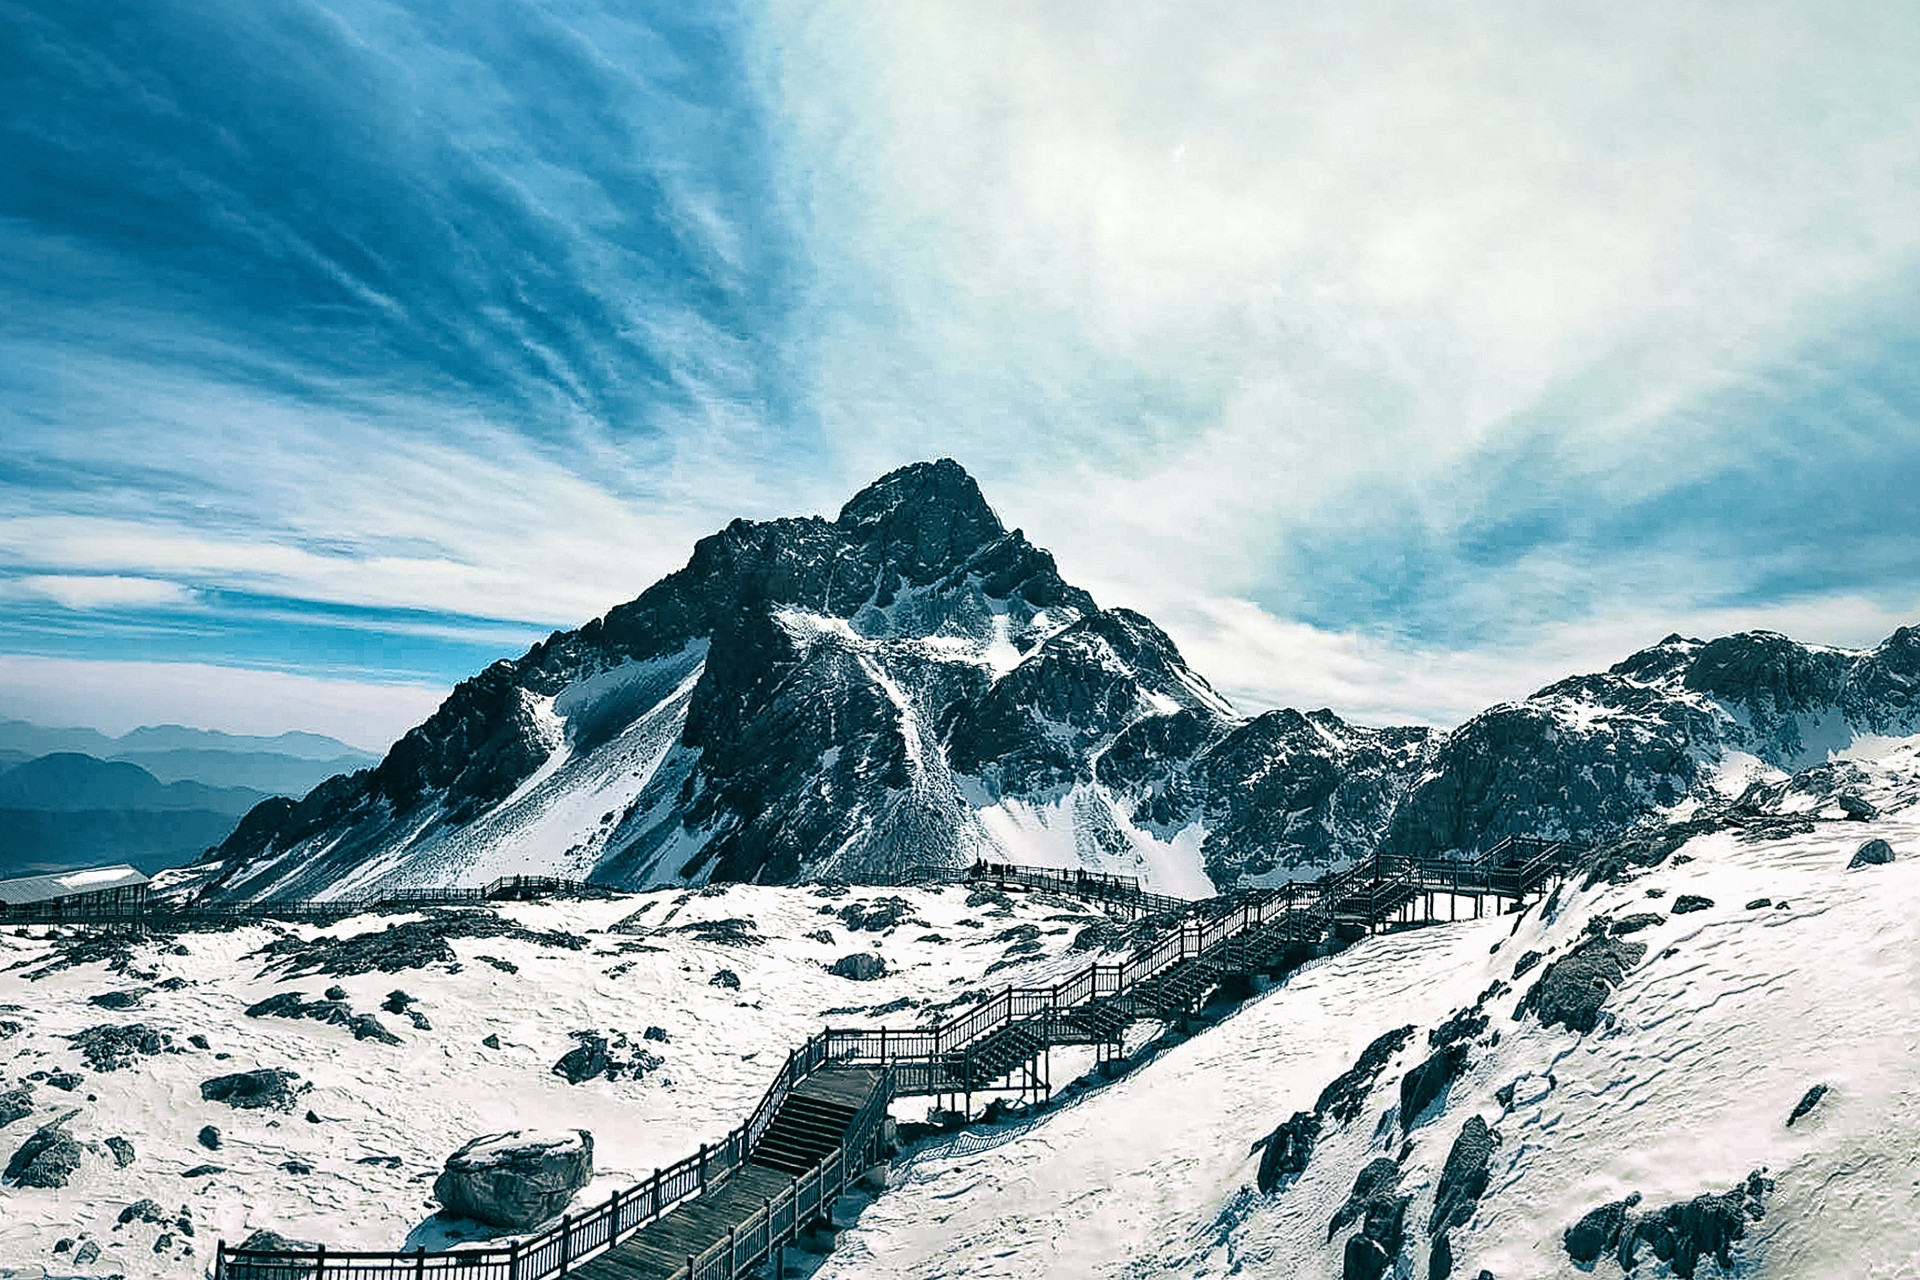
1;876;617;927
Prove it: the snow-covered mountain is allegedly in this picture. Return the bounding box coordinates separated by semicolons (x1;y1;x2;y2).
5;748;1916;1279
194;459;1920;903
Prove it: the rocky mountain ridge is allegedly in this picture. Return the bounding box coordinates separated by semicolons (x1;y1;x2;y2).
195;460;1920;902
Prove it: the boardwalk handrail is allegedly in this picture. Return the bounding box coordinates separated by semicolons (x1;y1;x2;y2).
213;836;1574;1280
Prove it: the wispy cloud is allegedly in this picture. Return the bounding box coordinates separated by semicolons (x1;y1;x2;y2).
3;0;1919;739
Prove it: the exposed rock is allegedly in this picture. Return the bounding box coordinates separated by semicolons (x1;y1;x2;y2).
381;990;415;1014
1400;1043;1472;1132
189;1034;211;1050
0;1084;32;1128
482;1034;502;1050
1429;1230;1454;1280
1316;1025;1416;1124
282;1159;313;1175
200;1069;302;1110
552;1032;609;1084
65;1023;175;1072
433;1129;593;1230
1787;1083;1829;1127
709;968;742;990
1746;897;1773;909
1837;793;1878;820
1615;1171;1774;1278
105;1135;135;1166
73;1240;101;1265
805;929;834;945
89;988;146;1009
1430;1116;1498;1233
119;1197;169;1225
1564;1193;1641;1264
324;985;349;1001
551;1030;664;1084
1609;912;1665;936
249;914;585;979
1850;838;1896;868
1250;1110;1320;1192
349;1013;402;1044
197;1124;221;1150
4;1110;82;1187
643;1026;670;1043
237;1228;317;1253
1329;1157;1403;1239
1514;935;1646;1033
837;897;921;932
1670;894;1715;914
182;1163;225;1177
829;953;887;981
1509;950;1543;979
673;917;764;946
1341;1193;1408;1280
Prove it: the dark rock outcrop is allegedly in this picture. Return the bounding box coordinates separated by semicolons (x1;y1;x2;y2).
3;1110;82;1187
1329;1157;1403;1239
1514;935;1647;1033
1850;838;1896;868
829;953;887;981
433;1130;593;1230
200;1069;302;1110
1317;1026;1417;1124
1670;894;1714;914
1400;1044;1472;1133
1430;1116;1498;1234
1787;1083;1829;1127
105;1135;135;1166
197;1124;221;1150
1341;1193;1409;1280
0;1084;31;1128
1250;1110;1320;1192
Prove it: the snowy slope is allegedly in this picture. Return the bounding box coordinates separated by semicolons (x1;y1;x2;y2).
0;883;1117;1278
813;769;1920;1278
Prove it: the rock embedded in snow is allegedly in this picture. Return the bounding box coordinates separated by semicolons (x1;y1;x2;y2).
237;1227;317;1253
1315;1025;1416;1124
1563;1193;1642;1264
105;1135;135;1166
829;952;888;981
199;1068;301;1110
710;967;742;990
1514;935;1646;1033
1787;1083;1829;1127
1399;1043;1470;1133
1849;837;1896;867
1250;1109;1319;1192
1430;1115;1498;1235
0;1083;32;1128
197;1124;221;1150
1670;894;1715;914
433;1129;593;1230
1608;912;1665;936
4;1109;83;1187
1328;1157;1403;1240
1341;1192;1409;1280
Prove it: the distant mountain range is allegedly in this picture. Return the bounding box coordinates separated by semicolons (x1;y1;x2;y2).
191;459;1920;904
0;723;378;879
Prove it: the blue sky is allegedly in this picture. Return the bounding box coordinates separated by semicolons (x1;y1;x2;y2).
4;0;1919;750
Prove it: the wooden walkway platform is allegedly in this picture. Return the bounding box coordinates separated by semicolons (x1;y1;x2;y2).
575;1070;886;1280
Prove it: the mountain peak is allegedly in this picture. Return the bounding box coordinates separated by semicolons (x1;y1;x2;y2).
834;459;1004;584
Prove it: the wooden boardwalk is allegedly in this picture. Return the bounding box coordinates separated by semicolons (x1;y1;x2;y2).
575;1070;886;1280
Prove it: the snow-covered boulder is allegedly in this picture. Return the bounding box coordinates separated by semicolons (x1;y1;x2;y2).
432;1129;593;1230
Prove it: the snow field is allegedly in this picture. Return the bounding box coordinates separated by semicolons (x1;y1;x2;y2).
0;882;1110;1278
815;815;1920;1279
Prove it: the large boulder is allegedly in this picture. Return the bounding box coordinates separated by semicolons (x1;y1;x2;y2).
1514;935;1646;1034
829;953;887;981
200;1069;302;1110
433;1130;593;1230
1849;838;1896;868
4;1110;83;1188
1251;1109;1320;1192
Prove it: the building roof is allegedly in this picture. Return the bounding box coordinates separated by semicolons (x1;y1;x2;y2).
0;864;150;906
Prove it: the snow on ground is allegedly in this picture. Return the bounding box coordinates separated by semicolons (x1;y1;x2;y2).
0;882;1113;1278
817;810;1920;1280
